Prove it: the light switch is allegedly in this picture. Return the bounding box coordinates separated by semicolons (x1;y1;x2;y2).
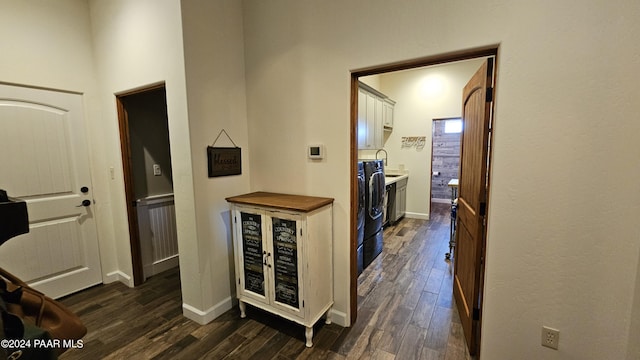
308;144;325;159
153;164;162;176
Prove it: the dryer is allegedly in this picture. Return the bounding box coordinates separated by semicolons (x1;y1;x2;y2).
362;160;385;270
357;162;365;275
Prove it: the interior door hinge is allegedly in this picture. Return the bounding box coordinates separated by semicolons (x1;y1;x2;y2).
473;307;481;321
302;300;305;308
300;228;303;236
486;87;493;102
479;202;486;216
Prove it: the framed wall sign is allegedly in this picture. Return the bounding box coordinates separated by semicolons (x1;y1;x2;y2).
207;146;241;177
208;129;242;177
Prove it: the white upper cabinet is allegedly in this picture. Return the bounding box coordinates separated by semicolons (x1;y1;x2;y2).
357;83;395;150
358;88;383;150
383;98;395;130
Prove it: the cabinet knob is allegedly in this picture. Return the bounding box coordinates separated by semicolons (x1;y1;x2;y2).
263;252;272;267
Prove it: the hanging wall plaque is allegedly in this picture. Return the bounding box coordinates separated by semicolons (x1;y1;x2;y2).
208;129;242;177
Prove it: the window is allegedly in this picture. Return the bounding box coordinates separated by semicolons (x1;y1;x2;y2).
444;119;462;133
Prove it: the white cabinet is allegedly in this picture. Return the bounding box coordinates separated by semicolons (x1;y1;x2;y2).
383;98;395;130
226;192;334;347
358;88;383;150
395;177;407;221
358;84;395;149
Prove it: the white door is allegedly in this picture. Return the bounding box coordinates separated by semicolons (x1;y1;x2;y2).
0;83;102;298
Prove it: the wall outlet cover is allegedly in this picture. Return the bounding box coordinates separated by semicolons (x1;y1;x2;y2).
542;326;559;350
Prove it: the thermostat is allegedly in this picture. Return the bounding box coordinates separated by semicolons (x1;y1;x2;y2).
308;144;325;159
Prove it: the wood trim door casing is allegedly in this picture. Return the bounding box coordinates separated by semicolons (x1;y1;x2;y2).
349;75;359;323
349;46;499;347
116;82;167;286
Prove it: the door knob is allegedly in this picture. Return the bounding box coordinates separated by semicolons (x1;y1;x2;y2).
76;200;91;207
80;186;89;193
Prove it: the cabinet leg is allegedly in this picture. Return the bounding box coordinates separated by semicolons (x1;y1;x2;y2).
305;326;313;347
239;301;246;318
325;307;333;325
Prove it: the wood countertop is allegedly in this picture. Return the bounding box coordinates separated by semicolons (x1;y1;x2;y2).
225;191;334;213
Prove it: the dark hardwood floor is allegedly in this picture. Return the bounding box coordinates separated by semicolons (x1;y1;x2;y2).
59;203;472;359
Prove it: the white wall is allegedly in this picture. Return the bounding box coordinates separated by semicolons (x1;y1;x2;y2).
90;0;250;325
87;0;208;317
243;2;354;326
180;0;251;322
378;60;485;219
242;1;640;358
0;0;94;90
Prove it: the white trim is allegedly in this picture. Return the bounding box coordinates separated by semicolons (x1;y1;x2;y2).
405;212;430;220
329;308;348;327
136;193;175;206
144;255;179;278
182;297;233;325
104;270;134;287
431;198;451;204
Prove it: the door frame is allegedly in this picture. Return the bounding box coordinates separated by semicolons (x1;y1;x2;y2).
116;82;167;286
349;45;499;353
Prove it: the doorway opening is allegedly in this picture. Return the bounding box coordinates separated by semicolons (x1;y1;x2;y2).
116;83;180;286
350;45;498;357
430;117;462;207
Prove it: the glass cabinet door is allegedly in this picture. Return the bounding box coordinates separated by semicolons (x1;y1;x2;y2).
238;211;267;301
270;214;303;316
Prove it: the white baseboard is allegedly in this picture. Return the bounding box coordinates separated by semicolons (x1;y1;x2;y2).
405;212;430;220
104;270;133;287
330;308;348;327
183;297;233;325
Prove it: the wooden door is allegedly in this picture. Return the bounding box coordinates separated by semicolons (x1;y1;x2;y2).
453;58;494;355
0;83;102;298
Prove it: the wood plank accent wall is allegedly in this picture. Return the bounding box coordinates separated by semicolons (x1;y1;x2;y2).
431;119;461;200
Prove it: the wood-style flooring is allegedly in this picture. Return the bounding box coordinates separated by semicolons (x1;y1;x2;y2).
59;203;472;359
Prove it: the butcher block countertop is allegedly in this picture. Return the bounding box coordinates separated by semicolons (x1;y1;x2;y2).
225;191;334;213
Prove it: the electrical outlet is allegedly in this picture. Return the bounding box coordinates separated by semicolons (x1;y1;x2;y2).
541;326;559;350
153;164;162;176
